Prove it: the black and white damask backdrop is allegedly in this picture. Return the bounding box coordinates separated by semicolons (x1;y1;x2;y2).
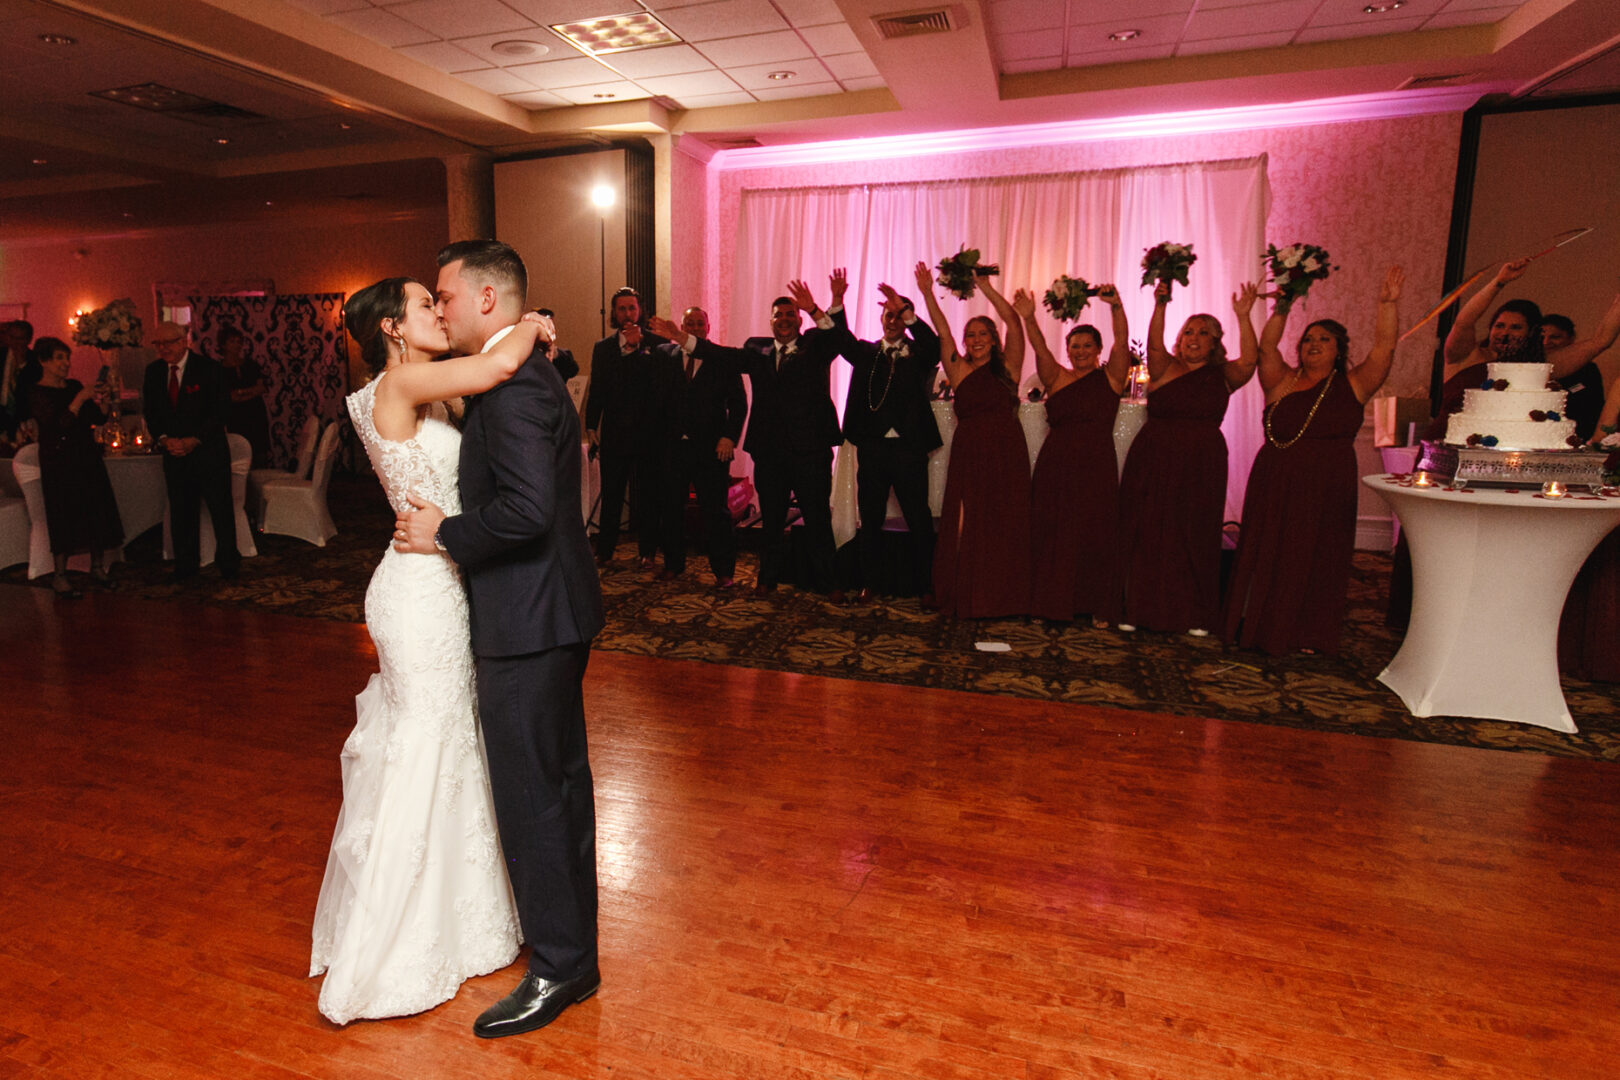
188;293;349;471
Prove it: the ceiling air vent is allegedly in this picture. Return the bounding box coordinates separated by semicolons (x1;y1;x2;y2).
1398;72;1477;90
873;8;954;39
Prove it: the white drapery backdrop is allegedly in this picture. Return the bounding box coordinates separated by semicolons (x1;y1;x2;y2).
733;156;1271;521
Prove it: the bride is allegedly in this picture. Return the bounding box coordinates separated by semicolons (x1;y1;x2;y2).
310;277;548;1025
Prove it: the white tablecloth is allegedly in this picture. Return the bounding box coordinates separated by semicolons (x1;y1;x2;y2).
1365;474;1620;732
832;398;1147;546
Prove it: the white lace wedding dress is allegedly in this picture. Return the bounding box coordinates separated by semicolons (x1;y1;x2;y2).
309;374;519;1025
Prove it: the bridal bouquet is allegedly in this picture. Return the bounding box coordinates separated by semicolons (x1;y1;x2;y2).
1043;275;1100;322
71;298;143;349
935;246;998;300
1264;242;1337;305
1140;241;1196;294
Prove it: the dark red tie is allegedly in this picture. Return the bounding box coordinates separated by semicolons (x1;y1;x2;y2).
684;352;696;382
167;364;180;408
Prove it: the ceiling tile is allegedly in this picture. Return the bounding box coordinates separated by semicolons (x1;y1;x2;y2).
552;79;653;104
798;22;861;56
396;40;493;72
727;58;834;90
657;0;790;43
601;43;715;78
839;75;888;91
671;89;758;107
505;55;619;87
751;80;840;101
1442;0;1528;9
1185;1;1317;41
693;30;812;67
501;0;633;23
989;0;1067;33
997;28;1064;62
779;0;845;26
632;69;742;97
1307;0;1447;27
389;0;536;38
1058;0;1194;18
1068;14;1188;52
1002;56;1064;74
501;88;570;108
1065;42;1178;66
1295;15;1430;41
325;8;439;47
1176;30;1296;55
822;52;879;80
1425;6;1518;28
286;0;373;14
455;67;543;93
447;29;571;65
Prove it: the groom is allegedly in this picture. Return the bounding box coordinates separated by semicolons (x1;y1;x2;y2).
395;239;605;1038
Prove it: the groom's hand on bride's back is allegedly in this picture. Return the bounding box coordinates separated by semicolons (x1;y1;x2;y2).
393;492;447;554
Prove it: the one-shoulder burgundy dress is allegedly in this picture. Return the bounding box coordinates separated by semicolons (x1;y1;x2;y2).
1222;373;1365;655
1115;363;1230;632
932;363;1031;618
1029;369;1120;622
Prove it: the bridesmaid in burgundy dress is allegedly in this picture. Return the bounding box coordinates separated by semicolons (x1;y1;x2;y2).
913;261;1031;618
1561;372;1620;682
1015;284;1130;626
1222;266;1404;656
1115;281;1259;635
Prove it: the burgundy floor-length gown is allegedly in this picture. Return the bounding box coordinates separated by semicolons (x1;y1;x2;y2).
1222;374;1365;655
1115;363;1230;632
1559;527;1620;683
933;363;1031;618
1029;370;1121;622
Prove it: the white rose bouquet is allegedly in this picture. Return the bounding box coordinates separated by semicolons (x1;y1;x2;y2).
1264;243;1337;305
71;298;144;348
1140;241;1196;295
1042;275;1100;322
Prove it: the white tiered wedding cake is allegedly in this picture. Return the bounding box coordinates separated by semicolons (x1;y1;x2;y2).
1443;362;1580;451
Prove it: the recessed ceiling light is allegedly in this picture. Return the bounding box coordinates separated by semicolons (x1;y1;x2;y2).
264;201;274;206
766;70;797;80
32;158;48;165
593;92;616;99
37;33;75;46
1107;29;1141;42
338;122;351;130
215;137;230;145
121;212;133;218
490;39;549;58
1363;1;1406;11
552;12;680;55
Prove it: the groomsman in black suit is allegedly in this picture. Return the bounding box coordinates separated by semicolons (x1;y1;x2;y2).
584;288;666;569
829;271;942;601
143;321;239;581
535;308;578;382
656;280;848;599
646;306;747;588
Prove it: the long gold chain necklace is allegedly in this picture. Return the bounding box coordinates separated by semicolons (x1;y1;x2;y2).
868;345;897;412
1264;367;1335;450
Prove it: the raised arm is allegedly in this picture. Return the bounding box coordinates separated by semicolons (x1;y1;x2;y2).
1256;296;1293;399
1548;289;1620;378
1015;290;1068;392
1444;257;1529;367
1224;283;1260;391
1096;285;1131;396
978;275;1024;384
1589;371;1620;446
382;316;548;408
915;260;968;386
1145;280;1172;379
1349;266;1404;403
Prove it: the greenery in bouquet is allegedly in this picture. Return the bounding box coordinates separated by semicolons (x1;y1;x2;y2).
935;247;999;300
71;298;143;349
1264;242;1337;305
1140;242;1196;290
1042;275;1100;322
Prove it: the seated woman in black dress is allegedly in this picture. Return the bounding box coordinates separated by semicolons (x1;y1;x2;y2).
26;337;125;597
1015;285;1130;626
912;261;1031;618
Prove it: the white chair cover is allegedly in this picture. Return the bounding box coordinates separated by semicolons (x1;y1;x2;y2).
0;494;28;571
261;422;340;546
162;433;258;565
250;415;320;525
11;443;129;579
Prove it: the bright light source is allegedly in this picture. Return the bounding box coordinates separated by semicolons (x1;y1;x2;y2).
590;184;615;209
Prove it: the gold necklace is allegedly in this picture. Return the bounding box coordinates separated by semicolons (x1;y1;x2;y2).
1264;368;1335;450
867;343;897;413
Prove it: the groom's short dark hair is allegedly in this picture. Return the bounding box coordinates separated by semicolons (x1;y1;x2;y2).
438;239;527;301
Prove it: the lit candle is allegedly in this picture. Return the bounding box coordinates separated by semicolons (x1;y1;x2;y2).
1542;480;1566;499
1412;470;1433;487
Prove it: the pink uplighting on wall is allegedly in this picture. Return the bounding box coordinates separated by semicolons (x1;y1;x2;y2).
712;87;1488;171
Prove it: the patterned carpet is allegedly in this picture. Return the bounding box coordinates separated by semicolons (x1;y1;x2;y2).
10;473;1618;760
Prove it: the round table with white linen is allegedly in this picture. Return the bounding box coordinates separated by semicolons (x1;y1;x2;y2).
1365;474;1620;732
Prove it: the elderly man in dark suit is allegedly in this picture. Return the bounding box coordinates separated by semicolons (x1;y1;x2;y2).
648;306;747;588
829;272;942;602
652;279;848;599
395;239;605;1039
584;288;667;570
143;321;239;581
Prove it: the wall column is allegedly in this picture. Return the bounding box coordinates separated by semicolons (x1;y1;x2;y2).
443;153;495;242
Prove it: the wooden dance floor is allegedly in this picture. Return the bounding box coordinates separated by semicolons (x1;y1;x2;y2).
3;585;1617;1079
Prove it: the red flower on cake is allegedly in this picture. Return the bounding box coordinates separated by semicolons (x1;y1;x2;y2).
1530;410;1547;421
1466;434;1482;446
1492;379;1509;390
1568;434;1585;447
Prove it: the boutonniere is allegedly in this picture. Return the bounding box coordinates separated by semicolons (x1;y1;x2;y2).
184;384;201;395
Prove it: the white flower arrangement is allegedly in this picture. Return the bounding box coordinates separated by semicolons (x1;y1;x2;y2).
1043;275;1099;322
71;298;144;349
1264;243;1337;305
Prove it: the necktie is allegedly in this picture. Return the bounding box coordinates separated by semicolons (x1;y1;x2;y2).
684;352;696;382
167;364;180;408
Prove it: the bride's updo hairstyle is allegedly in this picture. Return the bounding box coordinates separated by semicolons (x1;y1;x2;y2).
344;277;414;376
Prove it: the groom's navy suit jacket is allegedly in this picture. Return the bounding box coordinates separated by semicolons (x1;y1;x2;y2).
440;343;604;658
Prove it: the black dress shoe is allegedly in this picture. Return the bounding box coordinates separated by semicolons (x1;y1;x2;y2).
473;967;599;1039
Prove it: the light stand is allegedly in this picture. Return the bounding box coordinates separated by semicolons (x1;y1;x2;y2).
590;184;615;338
